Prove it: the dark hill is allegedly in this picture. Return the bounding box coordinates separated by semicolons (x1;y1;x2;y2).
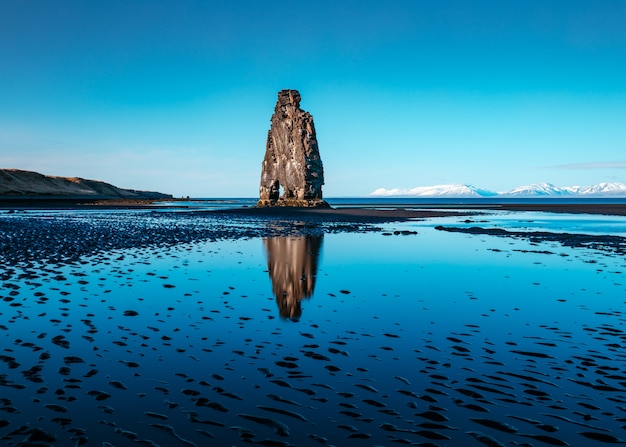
0;169;171;200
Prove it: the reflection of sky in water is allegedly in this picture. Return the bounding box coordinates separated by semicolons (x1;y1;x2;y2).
2;212;626;445
316;226;620;325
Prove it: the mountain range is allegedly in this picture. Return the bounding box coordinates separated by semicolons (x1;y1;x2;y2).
370;182;626;198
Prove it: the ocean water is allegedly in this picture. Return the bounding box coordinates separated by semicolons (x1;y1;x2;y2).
157;196;626;210
1;207;625;446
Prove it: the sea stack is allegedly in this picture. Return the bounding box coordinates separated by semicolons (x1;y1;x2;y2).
258;89;329;207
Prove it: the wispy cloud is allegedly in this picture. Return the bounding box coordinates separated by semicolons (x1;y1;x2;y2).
555;162;626;169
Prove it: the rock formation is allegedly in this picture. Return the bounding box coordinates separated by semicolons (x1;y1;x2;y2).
258;89;328;207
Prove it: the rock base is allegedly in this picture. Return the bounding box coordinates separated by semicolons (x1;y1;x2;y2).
256;198;331;208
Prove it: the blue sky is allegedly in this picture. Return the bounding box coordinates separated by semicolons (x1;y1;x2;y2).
1;0;626;197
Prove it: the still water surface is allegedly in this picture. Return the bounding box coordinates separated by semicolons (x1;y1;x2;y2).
1;210;625;445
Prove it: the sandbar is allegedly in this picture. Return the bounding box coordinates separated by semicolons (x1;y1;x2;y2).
2;197;626;217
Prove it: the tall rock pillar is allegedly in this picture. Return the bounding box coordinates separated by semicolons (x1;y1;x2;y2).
257;89;329;207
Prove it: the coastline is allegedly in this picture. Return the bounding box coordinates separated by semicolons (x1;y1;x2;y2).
476;202;626;216
0;197;186;209
206;206;473;222
3;199;624;266
211;203;626;217
2;196;626;216
1;197;625;445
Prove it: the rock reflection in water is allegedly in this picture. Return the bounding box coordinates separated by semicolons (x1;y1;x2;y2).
263;235;323;320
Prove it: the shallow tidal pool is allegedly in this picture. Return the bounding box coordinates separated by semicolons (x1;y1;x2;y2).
1;211;626;446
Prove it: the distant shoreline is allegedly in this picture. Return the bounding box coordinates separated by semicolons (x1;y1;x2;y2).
0;197;185;209
209;203;626;218
473;203;626;216
2;197;626;217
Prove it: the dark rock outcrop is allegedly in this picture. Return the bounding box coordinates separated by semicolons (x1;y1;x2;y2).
258;90;328;207
0;169;171;200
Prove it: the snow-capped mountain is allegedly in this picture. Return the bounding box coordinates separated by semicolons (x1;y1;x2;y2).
501;183;572;197
500;182;626;197
576;182;626;196
370;184;497;197
370;182;626;198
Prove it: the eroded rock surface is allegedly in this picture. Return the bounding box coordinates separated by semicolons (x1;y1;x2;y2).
258;90;328;207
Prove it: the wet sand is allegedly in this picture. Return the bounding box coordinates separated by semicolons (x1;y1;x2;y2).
436;225;626;255
208;206;475;222
1;206;626;445
478;203;626;216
